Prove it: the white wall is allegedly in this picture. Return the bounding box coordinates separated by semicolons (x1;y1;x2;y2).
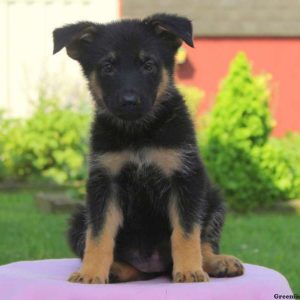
0;0;119;117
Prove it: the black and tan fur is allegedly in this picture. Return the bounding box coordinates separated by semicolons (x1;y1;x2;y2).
53;13;244;284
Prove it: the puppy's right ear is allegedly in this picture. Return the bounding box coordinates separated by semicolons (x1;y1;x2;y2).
144;14;194;49
53;22;97;60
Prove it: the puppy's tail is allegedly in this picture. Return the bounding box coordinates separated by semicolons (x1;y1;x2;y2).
67;205;87;259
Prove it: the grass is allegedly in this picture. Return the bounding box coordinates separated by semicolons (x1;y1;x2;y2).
0;192;73;264
0;192;299;292
221;213;300;292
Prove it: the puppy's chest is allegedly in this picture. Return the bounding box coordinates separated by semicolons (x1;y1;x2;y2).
92;147;185;177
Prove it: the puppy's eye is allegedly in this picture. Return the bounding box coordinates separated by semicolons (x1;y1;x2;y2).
102;63;114;74
143;61;155;72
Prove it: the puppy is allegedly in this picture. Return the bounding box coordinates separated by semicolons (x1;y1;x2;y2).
53;13;244;284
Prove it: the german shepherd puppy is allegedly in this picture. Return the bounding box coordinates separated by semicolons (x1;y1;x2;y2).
53;13;244;284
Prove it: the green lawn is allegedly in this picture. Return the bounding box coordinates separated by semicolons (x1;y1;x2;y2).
0;192;299;292
221;213;299;292
0;192;73;263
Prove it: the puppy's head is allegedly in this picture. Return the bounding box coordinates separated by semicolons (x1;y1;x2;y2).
53;14;193;121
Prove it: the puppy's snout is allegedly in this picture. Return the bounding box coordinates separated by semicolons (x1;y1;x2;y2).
121;93;140;107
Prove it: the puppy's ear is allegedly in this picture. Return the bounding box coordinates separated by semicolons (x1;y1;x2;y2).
144;14;194;49
53;22;97;60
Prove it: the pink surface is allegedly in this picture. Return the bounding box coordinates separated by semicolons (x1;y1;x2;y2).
0;259;292;300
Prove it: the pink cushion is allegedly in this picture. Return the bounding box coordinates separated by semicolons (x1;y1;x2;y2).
0;259;292;300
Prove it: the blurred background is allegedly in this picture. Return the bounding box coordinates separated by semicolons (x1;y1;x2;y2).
0;0;299;292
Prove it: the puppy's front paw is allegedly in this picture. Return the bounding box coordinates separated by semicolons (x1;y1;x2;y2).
68;271;109;284
173;270;209;283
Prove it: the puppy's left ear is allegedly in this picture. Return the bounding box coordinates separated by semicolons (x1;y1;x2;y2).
53;21;97;60
144;13;194;49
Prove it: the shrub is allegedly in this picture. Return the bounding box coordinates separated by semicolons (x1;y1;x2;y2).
269;134;300;199
200;52;300;211
1;99;91;184
0;111;10;180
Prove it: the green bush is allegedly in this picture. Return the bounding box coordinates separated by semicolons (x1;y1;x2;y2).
1;99;90;185
269;134;300;199
0;111;10;180
200;52;300;211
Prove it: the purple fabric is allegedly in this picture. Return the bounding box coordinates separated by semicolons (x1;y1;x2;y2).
0;259;292;300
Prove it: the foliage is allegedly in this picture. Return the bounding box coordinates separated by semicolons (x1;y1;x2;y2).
269;133;300;199
200;52;300;211
0;99;91;185
0;111;9;180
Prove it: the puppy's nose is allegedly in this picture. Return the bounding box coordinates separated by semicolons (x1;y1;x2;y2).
121;93;140;106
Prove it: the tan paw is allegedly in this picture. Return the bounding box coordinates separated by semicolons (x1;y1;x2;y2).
173;270;209;283
204;255;244;278
68;271;109;284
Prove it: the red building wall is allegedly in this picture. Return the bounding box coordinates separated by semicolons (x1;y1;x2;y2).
176;38;300;136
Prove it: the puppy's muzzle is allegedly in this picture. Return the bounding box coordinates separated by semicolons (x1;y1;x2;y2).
120;93;141;108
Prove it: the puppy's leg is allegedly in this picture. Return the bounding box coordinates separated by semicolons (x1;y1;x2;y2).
202;243;244;277
68;201;122;284
169;202;209;283
69;171;123;284
201;188;244;277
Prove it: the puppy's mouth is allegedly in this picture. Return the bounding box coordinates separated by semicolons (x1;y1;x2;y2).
115;110;144;121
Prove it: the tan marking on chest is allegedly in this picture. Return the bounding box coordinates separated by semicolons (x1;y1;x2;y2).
97;151;131;176
146;148;182;176
96;148;182;176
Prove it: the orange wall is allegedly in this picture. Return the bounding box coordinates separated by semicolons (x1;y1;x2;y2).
176;38;300;136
